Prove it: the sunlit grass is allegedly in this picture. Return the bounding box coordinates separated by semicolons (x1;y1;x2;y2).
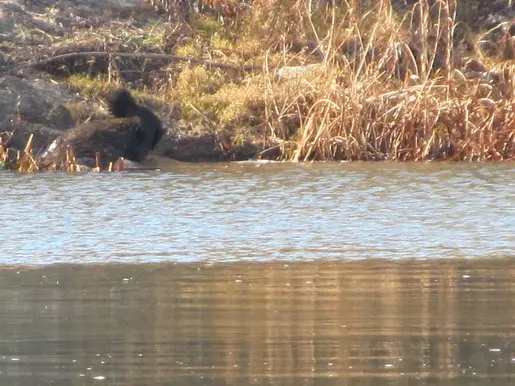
152;0;514;161
8;0;514;167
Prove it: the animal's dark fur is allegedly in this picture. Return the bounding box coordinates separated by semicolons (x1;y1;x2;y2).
40;89;164;168
109;89;139;118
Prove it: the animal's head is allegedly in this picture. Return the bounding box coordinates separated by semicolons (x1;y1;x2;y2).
109;89;138;118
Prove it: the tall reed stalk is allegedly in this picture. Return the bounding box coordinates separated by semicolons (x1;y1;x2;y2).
0;131;125;172
262;0;514;161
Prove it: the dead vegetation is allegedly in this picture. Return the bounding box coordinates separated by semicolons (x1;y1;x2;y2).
1;0;514;168
158;0;514;161
0;131;126;172
254;0;515;161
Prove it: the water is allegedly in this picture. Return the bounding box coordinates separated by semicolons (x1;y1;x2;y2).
0;161;514;385
1;161;514;263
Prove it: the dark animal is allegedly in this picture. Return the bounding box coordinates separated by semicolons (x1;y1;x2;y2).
40;89;164;168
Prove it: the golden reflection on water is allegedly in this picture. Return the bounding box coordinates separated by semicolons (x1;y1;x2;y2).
0;259;514;385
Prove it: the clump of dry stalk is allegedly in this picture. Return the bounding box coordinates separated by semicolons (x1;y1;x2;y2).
259;0;515;161
0;132;39;172
0;131;125;173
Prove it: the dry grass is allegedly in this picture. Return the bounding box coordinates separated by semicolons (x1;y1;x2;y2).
6;0;514;166
148;0;514;161
1;132;39;172
253;0;515;161
0;131;125;172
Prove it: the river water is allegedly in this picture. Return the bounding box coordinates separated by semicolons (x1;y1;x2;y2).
0;161;514;385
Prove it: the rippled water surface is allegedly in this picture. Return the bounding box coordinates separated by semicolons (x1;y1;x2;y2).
0;161;514;385
1;161;514;263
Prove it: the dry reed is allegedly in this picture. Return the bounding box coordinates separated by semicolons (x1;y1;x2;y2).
259;0;515;161
0;131;124;173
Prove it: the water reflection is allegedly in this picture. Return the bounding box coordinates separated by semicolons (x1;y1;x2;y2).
1;259;514;385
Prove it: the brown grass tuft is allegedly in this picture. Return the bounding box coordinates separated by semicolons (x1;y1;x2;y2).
0;131;125;173
255;0;515;161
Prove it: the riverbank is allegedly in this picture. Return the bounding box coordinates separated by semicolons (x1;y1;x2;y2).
1;0;514;169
